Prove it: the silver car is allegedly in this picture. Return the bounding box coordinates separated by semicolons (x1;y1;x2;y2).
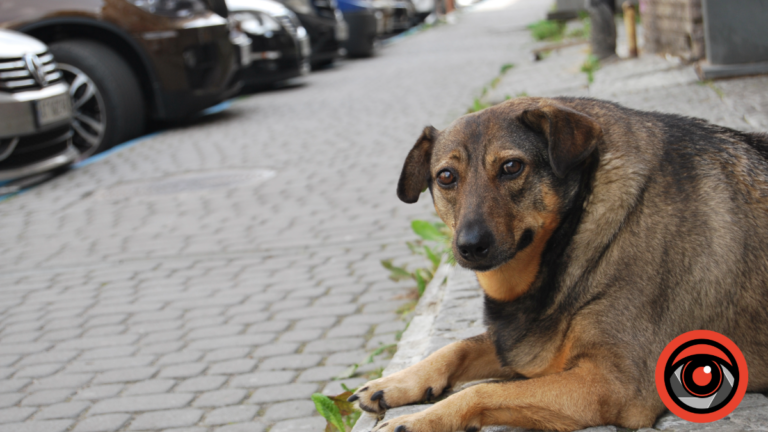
0;29;76;182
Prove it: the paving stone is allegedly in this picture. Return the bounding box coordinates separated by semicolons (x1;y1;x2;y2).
129;409;203;430
229;371;296;389
294;317;338;330
252;344;298;358
124;379;176;396
203;347;252;363
207;359;257;375
72;385;124;401
263;401;316;421
186;335;275;351
203;405;258;425
156;351;203;366
296;366;348;383
278;329;323;343
258;354;322;371
303;338;364;353
192;389;247;407
0;393;23;408
174;376;227;393
90;394;195;414
326;325;371;338
321;378;367;396
0;419;74;432
79;347;138;361
213;423;266;432
0;406;36;423
0;379;30;393
158;363;207;379
21;390;74;406
324;350;367;366
26;374;92;392
71;414;131;432
67;356;155;373
247;383;318;404
93;367;157;384
36;402;90;419
269;416;326;432
14;364;64;379
245;321;290;334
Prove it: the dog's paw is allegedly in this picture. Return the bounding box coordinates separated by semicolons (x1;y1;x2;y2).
372;411;476;432
347;373;445;414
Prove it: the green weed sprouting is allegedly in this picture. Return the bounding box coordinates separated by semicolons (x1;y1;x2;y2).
312;386;362;432
581;54;600;84
527;19;566;41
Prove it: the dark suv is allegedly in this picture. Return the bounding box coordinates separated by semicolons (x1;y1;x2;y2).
0;0;241;157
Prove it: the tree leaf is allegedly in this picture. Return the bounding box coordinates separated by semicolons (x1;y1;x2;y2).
411;220;446;242
312;393;346;432
330;391;356;416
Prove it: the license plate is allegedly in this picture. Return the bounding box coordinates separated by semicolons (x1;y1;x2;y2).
36;94;72;127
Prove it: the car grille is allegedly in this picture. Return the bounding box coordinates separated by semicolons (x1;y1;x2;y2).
276;15;298;36
0;51;64;93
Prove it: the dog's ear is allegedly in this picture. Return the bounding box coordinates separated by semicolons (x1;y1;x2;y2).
521;104;602;177
397;126;438;203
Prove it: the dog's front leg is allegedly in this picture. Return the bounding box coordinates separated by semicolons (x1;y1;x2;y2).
350;333;507;414
372;361;650;432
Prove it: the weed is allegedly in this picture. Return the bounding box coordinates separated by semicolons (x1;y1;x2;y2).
527;19;565;41
565;16;591;39
581;54;600;84
312;389;361;432
500;63;515;74
467;98;491;113
700;80;725;99
382;219;454;297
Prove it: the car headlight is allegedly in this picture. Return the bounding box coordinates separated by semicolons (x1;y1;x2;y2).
231;11;282;35
282;0;313;15
128;0;208;17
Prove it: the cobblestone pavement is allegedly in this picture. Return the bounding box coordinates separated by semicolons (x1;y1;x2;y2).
0;1;551;431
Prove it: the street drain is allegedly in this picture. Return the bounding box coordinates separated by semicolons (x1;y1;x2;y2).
93;169;276;200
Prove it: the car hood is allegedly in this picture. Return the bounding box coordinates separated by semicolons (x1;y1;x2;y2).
226;0;292;16
0;29;47;58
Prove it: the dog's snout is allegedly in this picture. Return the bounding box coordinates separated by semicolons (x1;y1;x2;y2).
456;223;494;262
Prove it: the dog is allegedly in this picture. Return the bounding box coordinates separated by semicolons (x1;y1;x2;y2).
347;96;768;431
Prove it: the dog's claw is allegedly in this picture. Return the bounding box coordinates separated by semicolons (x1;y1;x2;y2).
347;394;359;402
371;390;384;401
425;387;434;401
395;426;407;432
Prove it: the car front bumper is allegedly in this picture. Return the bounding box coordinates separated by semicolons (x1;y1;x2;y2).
0;82;71;138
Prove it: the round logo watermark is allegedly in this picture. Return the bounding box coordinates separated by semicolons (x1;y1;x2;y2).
655;330;748;423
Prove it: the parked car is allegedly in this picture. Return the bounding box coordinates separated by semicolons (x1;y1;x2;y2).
0;0;241;158
227;0;312;86
372;0;415;34
0;30;78;181
337;0;380;57
275;0;348;68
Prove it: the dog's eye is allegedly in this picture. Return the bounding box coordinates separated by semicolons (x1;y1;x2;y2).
436;170;456;186
502;160;524;177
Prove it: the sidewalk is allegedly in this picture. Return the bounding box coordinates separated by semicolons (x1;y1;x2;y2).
354;11;768;432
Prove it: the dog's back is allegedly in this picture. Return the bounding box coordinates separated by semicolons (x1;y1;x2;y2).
559;98;768;398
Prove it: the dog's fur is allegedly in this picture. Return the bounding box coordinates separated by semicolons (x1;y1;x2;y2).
349;97;768;431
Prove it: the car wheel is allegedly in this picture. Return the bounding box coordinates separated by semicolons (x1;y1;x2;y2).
49;39;146;158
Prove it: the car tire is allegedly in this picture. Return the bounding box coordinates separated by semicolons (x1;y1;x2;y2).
49;39;146;158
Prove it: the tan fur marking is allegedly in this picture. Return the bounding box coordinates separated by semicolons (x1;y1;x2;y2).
476;188;560;302
353;334;506;414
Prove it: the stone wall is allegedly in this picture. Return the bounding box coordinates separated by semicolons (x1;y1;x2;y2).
640;0;704;61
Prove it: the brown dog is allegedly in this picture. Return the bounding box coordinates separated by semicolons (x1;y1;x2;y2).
348;97;768;431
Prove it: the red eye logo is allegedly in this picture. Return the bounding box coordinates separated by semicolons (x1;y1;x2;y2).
655;330;748;423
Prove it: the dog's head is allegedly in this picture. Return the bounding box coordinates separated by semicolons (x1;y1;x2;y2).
398;98;602;272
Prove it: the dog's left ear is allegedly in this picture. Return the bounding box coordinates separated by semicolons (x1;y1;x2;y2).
521;104;602;177
397;126;438;203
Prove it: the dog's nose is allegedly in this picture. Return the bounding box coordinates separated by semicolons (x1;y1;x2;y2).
456;223;494;262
